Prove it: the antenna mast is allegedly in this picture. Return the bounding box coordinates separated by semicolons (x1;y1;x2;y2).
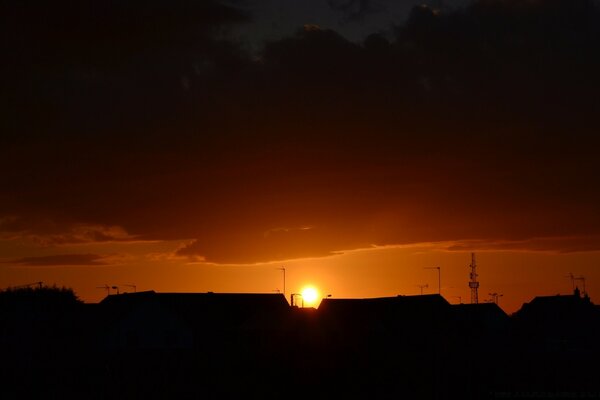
469;253;480;304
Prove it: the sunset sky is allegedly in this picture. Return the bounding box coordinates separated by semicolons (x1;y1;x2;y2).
2;0;600;313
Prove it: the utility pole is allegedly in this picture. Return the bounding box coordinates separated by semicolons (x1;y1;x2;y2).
425;266;441;295
278;267;286;298
417;284;428;295
469;253;480;304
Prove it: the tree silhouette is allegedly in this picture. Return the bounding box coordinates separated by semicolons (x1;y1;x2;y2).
0;284;82;307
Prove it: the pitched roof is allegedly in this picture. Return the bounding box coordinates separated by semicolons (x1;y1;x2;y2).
317;294;452;333
318;294;450;313
99;291;290;329
514;293;594;317
100;291;288;308
512;292;599;331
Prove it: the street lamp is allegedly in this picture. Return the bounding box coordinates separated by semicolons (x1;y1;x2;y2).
425;266;441;295
277;267;286;297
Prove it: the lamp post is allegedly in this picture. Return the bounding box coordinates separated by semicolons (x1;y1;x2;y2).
425;266;441;295
277;267;286;298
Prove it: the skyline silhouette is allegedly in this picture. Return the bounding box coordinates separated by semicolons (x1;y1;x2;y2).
1;283;599;398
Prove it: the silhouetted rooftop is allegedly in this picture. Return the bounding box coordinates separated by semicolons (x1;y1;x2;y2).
317;294;452;335
101;291;288;307
99;291;290;331
514;290;595;319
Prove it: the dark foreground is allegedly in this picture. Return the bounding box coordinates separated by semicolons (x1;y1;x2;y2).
1;289;599;399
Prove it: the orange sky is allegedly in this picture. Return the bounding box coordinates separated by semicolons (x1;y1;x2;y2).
1;237;598;314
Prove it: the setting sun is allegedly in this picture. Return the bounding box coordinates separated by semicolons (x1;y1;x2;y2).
301;286;319;306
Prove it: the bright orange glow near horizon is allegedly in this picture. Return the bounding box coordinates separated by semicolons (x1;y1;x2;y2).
2;238;599;315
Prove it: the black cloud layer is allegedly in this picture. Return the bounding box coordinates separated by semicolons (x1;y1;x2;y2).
2;0;600;263
6;254;110;267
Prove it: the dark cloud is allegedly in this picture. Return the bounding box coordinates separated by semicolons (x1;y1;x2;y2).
6;254;111;267
176;226;372;264
2;0;600;263
444;236;600;253
2;0;247;67
3;0;250;138
0;216;135;245
328;0;381;22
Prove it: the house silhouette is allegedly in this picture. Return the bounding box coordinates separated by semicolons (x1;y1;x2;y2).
2;287;600;398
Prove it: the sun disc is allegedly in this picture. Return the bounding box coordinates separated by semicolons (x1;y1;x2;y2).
301;286;319;305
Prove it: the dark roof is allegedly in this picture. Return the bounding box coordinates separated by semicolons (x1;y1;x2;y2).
512;292;599;330
317;294;452;333
100;291;288;307
99;290;156;305
318;294;450;313
99;291;290;330
514;293;594;316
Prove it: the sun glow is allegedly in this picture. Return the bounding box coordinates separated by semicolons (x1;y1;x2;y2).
301;286;319;306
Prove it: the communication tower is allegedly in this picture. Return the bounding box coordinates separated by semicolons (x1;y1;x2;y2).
469;253;480;304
